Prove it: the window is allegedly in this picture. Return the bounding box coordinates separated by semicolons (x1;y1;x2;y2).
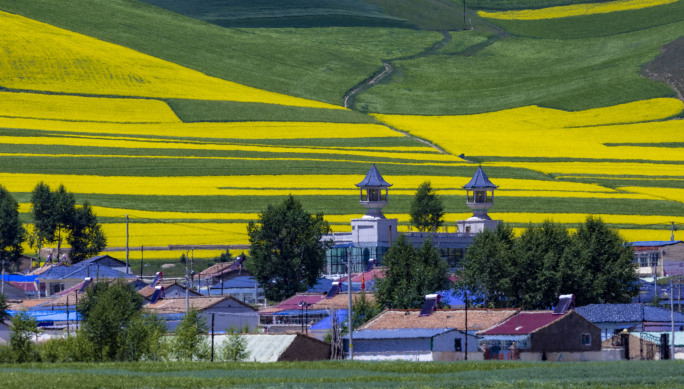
581;333;591;346
649;252;659;267
455;338;462;352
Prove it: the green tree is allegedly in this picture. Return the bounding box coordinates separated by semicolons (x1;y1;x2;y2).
409;181;445;232
9;311;40;363
220;332;250;362
0;186;26;272
376;235;450;309
458;223;515;308
216;249;233;263
575;216;638;305
246;195;332;302
29;182;56;262
118;314;167;361
512;221;574;309
173;308;209;361
342;291;382;335
78;281;145;361
52;184;76;260
0;293;9;323
67;202;107;264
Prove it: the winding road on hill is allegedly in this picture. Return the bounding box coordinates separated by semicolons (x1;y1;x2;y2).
343;29;503;156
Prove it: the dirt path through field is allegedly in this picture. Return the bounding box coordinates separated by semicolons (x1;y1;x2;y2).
343;30;502;155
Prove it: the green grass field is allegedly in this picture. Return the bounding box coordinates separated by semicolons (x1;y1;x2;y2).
0;360;682;388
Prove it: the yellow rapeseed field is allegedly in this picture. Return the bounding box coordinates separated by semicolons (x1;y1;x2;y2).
478;0;677;20
103;222;250;247
0;117;402;139
618;187;684;204
490;162;684;178
0;92;180;123
0;11;340;109
103;249;237;262
374;99;684;161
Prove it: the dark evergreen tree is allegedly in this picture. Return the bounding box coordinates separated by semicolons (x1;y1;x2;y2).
246;195;332;302
409;181;445;232
575;216;638;304
67;202;107;264
29;182;56;261
458;223;514;308
0;186;26;272
52;184;76;260
376;235;450;309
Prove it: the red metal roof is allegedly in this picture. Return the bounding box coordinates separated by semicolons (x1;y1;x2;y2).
260;293;326;314
8;281;37;292
479;311;565;335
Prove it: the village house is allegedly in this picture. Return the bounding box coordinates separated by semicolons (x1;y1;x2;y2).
207;276;263;305
144;295;258;332
211;333;330;362
575;303;684;341
478;310;602;361
630;240;684;277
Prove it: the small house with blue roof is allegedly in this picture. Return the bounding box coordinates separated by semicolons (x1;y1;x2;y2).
630;240;684;277
575;303;684;341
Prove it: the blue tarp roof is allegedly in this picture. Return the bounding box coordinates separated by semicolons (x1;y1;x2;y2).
8;310;81;322
209;276;260;289
309;309;348;330
629;241;682;247
344;328;454;340
1;275;38;282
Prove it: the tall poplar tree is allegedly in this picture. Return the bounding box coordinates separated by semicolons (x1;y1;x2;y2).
0;186;26;272
409;181;445;232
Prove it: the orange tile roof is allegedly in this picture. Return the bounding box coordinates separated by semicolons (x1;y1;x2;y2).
360;308;518;332
143;296;251;314
138;280;183;298
197;261;235;277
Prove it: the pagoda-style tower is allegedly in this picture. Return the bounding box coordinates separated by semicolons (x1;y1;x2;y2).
458;166;501;234
356;164;391;218
351;165;398;244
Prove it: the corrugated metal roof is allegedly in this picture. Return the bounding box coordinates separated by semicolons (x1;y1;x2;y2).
345;328;454;340
479;311;563;335
463;166;497;189
213;334;297;362
355;164;392;188
636;331;684;347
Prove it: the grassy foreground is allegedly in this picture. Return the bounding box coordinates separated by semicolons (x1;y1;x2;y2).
0;360;682;388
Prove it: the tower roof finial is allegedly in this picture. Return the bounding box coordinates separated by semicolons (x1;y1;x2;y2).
463;166;497;189
356;164;392;188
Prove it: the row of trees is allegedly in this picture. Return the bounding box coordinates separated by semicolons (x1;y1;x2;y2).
459;219;638;309
0;282;249;363
0;182;106;271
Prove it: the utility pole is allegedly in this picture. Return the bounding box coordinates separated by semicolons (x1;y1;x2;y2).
211;313;215;362
125;215;129;274
671;278;675;360
464;290;468;361
347;247;353;360
671;221;676;242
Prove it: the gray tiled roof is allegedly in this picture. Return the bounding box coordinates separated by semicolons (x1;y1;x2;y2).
575;303;684;323
463;166;497;189
356;164;392;188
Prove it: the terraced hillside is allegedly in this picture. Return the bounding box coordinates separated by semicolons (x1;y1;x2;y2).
0;0;682;271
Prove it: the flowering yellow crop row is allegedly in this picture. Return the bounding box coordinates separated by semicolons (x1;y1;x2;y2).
4;173;650;199
488;162;684;178
0;11;340;109
478;0;677;20
0;117;401;140
0;92;180;123
0;134;459;163
103;223;250;247
374;99;684;161
102;249;241;262
618;187;684;204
